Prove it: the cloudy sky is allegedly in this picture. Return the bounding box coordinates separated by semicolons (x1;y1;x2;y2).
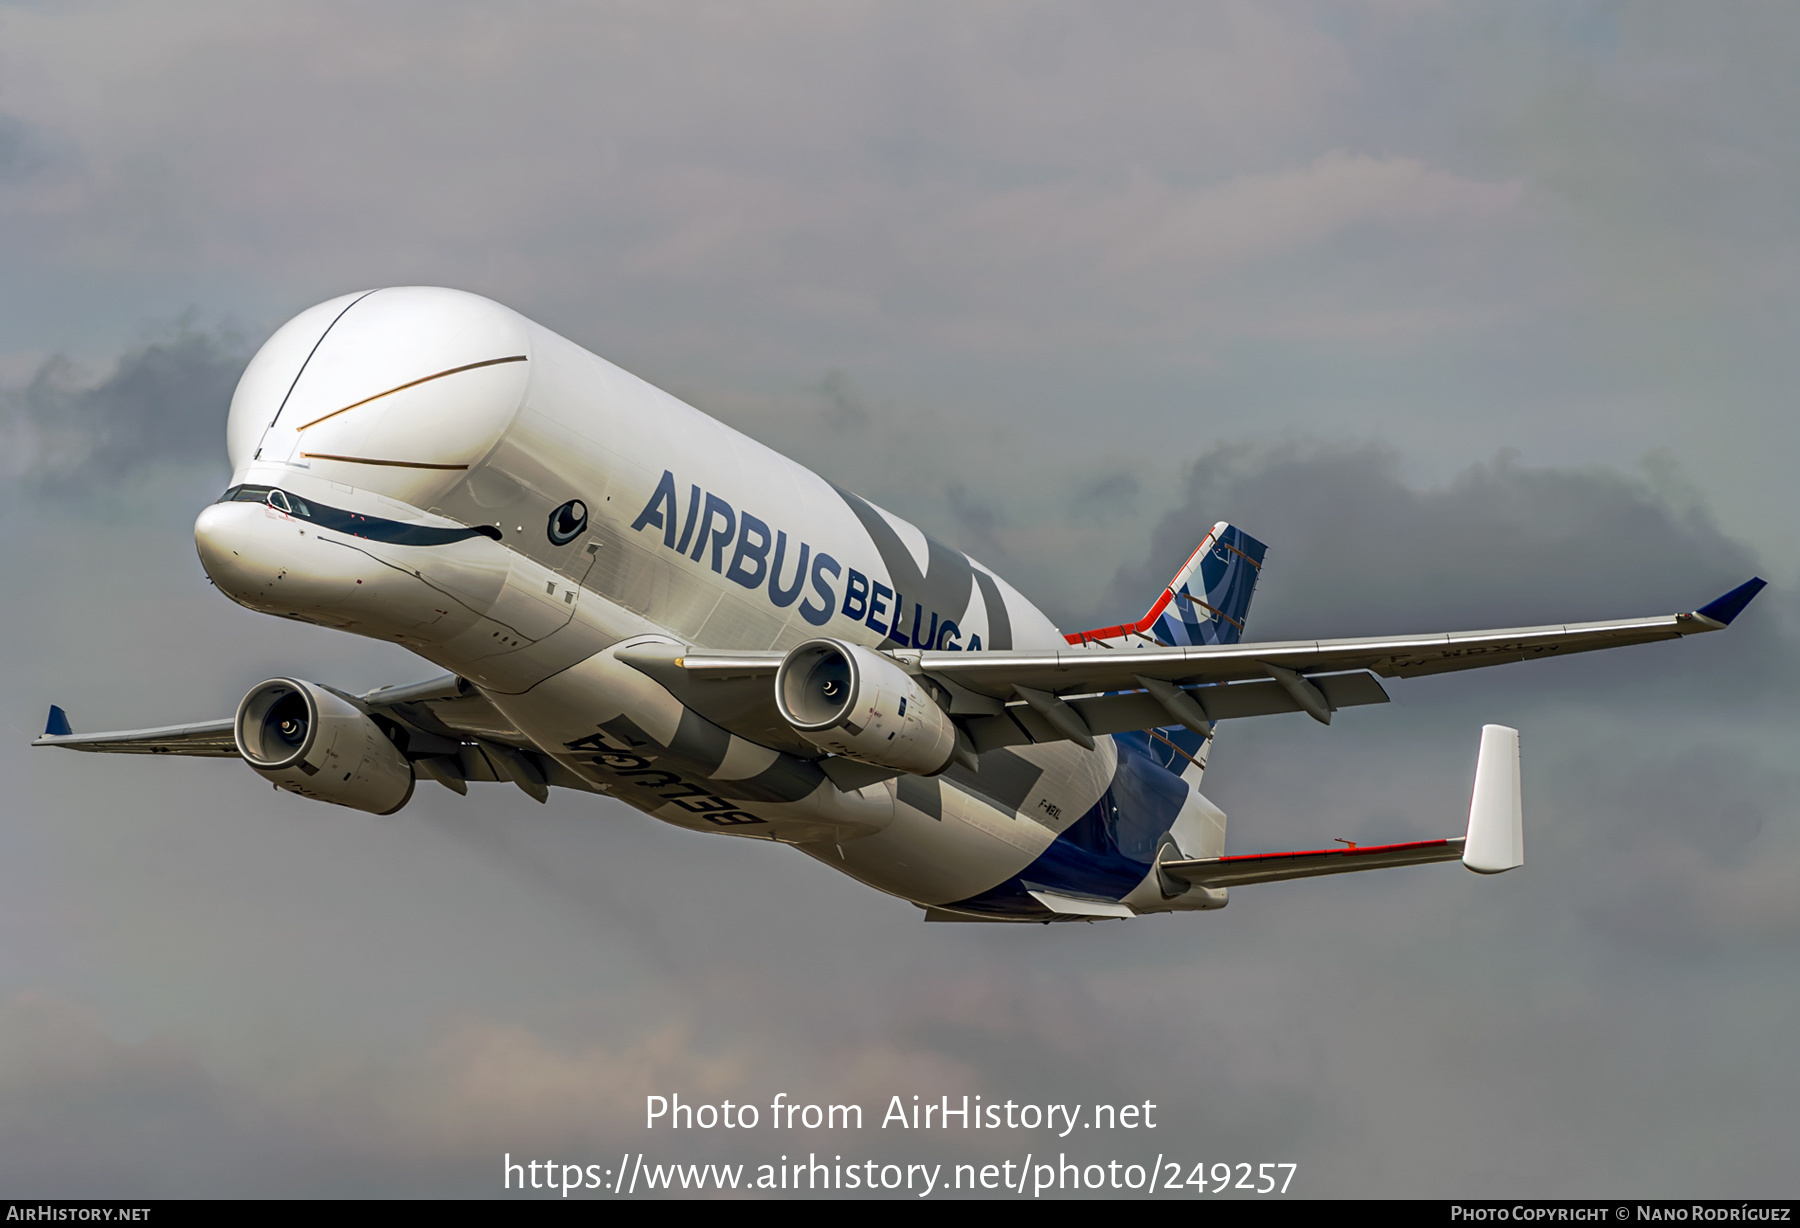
3;1;1797;1197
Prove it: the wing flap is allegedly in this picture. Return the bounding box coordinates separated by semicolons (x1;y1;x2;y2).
961;672;1391;752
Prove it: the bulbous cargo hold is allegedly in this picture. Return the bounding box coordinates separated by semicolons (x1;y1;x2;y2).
234;678;415;814
775;639;959;775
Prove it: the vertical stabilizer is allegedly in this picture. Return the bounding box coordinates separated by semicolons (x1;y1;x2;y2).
1150;522;1268;647
1067;521;1268;649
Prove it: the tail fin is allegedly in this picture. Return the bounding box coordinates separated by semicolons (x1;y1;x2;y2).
1068;521;1268;649
1073;521;1267;857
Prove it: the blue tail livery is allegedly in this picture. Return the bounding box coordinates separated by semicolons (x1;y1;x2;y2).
1068;521;1268;649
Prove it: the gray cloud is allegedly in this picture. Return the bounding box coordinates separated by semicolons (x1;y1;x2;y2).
1068;470;1139;523
5;0;1800;1199
2;326;246;494
1090;441;1799;967
1102;441;1776;649
816;369;870;432
0;114;63;184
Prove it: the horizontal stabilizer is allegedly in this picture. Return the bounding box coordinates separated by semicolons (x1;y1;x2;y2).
1160;838;1465;889
1462;724;1522;874
1161;723;1525;889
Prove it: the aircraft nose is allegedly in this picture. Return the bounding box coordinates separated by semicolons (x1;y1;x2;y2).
194;493;297;597
194;500;273;601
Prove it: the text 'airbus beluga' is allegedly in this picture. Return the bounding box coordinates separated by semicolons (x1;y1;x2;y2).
34;288;1766;922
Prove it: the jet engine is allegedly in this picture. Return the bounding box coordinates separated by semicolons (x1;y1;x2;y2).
775;639;958;775
234;678;415;814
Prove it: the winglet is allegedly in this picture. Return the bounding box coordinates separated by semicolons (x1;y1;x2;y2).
1462;724;1522;874
1695;577;1767;627
44;705;72;738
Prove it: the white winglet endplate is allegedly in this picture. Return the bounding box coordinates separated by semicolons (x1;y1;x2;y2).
1462;724;1523;874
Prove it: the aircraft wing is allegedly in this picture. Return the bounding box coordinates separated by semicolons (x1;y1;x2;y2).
660;579;1764;749
32;674;532;759
31;673;599;802
924;577;1764;695
30;711;242;757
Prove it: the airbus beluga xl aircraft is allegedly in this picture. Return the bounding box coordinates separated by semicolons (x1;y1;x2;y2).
34;287;1766;922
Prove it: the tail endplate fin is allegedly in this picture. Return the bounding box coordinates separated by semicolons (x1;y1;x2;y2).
1068;521;1268;649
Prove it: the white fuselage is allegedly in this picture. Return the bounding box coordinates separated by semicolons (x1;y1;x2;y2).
195;287;1208;916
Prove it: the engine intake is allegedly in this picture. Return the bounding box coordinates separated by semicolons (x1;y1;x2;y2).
235;678;415;814
775;639;957;776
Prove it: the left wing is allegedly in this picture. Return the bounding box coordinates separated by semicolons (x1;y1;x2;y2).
656;578;1765;750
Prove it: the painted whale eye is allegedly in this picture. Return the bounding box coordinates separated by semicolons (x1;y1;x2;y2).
546;499;588;546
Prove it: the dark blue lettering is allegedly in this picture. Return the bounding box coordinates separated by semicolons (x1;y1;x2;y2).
629;469;680;548
968;632;982;651
802;554;840;626
673;483;702;556
726;512;772;589
911;605;938;652
841;569;869;621
691;493;736;571
937;619;961;649
866;582;893;635
888;592;910;646
768;532;810;608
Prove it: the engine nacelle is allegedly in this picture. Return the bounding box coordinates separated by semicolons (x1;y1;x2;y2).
234;678;415;814
775;639;958;775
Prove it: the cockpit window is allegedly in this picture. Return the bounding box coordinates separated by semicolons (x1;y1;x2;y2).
212;484;496;547
266;489;313;518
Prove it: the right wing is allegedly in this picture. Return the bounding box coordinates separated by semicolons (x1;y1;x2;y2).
32;707;241;756
32;675;527;758
32;676;601;802
29;675;591;800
